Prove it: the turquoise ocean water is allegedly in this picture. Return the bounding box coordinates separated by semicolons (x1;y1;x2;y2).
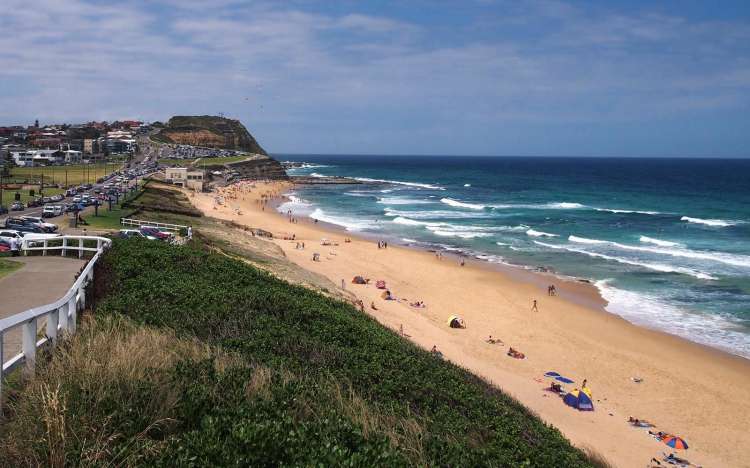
278;155;750;359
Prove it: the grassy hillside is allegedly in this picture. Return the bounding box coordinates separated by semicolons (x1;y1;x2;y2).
0;239;599;466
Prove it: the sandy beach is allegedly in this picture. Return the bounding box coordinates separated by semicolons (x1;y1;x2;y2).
190;181;750;468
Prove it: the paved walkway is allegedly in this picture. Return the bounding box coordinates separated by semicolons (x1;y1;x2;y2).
1;256;85;362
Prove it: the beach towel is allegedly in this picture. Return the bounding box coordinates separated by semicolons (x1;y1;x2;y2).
376;280;386;289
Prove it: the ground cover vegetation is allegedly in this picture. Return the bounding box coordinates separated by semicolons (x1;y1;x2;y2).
0;238;601;466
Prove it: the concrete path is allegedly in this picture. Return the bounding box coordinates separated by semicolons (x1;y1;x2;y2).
0;256;86;362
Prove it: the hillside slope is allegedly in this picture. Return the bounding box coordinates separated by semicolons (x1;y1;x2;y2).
0;239;601;466
153;115;268;155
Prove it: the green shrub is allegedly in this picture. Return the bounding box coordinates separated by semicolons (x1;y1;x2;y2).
85;239;597;467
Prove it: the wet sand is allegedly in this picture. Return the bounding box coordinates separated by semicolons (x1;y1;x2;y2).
190;181;750;468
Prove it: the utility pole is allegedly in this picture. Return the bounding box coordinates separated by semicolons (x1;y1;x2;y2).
1;172;4;208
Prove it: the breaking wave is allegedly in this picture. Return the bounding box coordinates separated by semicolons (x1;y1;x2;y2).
535;241;716;280
526;229;558;238
354;177;445;190
440;198;485;210
309;208;381;232
681;216;738;227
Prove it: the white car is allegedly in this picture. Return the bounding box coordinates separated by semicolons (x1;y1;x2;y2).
0;229;60;247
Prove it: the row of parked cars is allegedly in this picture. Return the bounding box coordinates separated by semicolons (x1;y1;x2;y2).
4;216;59;233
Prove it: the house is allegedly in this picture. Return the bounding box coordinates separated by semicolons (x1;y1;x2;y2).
165;167;205;191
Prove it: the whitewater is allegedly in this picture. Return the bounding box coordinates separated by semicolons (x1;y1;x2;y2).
282;155;750;358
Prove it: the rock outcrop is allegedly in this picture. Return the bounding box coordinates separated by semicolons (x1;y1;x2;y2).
223;155;289;180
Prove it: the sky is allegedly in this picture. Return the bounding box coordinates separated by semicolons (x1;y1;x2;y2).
1;0;749;157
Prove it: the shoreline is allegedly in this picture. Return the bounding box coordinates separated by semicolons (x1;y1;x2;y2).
274;192;611;315
193;180;750;467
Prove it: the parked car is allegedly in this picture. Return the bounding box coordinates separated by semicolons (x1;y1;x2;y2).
0;206;8;215
42;205;64;217
10;201;24;211
4;218;43;233
0;229;23;244
51;194;64;202
19;216;58;233
42;206;57;218
139;226;172;241
119;229;148;239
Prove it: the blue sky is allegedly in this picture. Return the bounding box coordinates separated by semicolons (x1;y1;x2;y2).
1;0;749;157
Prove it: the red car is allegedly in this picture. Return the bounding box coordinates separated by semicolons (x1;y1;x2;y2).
139;226;172;241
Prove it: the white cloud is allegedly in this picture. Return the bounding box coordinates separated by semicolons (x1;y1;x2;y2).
0;0;748;155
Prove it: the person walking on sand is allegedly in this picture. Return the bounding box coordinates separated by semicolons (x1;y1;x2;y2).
341;279;345;289
532;299;538;312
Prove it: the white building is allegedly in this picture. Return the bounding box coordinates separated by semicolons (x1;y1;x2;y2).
63;150;82;163
11;149;64;166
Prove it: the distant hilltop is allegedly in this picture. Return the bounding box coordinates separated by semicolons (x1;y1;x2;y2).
152;115;267;155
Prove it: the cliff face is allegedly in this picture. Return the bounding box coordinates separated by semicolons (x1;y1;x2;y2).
154;115;268;155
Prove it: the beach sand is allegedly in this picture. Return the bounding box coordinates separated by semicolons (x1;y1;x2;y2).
191;181;750;467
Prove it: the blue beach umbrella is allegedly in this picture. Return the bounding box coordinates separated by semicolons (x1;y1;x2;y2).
544;371;560;377
555;376;575;384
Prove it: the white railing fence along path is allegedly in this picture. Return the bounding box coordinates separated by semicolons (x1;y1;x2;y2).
0;236;112;407
120;218;188;232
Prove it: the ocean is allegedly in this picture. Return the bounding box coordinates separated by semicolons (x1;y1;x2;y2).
277;155;750;359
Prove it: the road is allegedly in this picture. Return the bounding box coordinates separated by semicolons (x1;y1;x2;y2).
1;160;155;228
0;255;86;361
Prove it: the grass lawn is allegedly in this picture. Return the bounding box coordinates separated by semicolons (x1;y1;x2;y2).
0;258;23;279
194;156;248;166
9;162;124;187
0;187;65;208
83;204;136;230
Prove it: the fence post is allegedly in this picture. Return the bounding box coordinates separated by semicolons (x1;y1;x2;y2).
71;289;80;333
65;297;74;333
61;236;66;257
42;239;48;256
47;307;59;344
78;238;83;259
22;318;37;378
0;332;4;404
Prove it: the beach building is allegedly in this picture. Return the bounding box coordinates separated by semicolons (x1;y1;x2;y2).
165;167;205;191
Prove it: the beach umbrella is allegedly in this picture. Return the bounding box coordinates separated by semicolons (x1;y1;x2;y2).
544;371;560;377
555;376;574;384
563;389;594;411
663;436;688;450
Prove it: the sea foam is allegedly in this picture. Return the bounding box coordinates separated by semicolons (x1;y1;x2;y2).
568;235;750;269
535;241;716;280
309;208;381;232
354;177;445;190
526;229;558;237
440;198;485;210
596;280;750;359
681;216;737;227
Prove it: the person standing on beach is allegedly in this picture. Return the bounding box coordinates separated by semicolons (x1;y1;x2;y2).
532;300;538;312
341;279;345;289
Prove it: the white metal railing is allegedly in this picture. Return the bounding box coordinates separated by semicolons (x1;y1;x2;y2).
22;235;110;259
0;236;112;405
120;218;188;232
